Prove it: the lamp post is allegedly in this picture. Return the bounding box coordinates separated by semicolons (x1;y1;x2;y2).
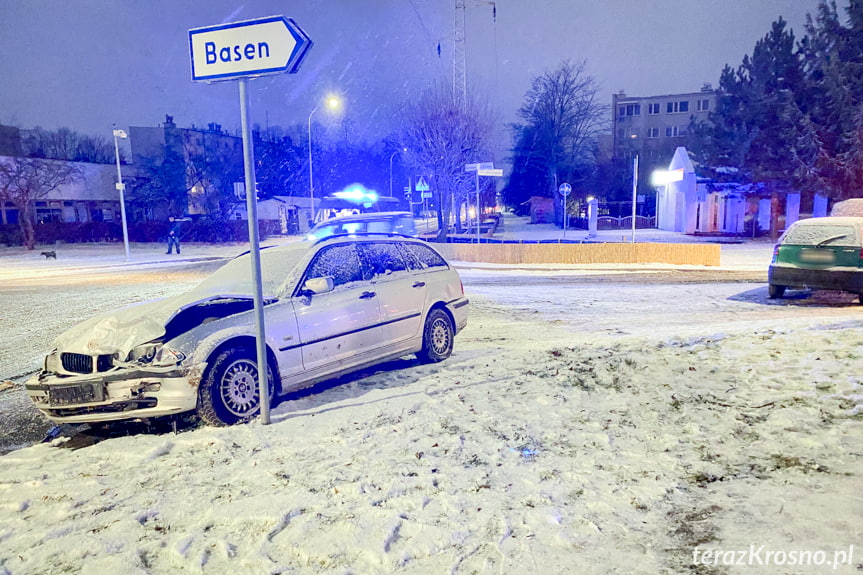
388;147;407;198
112;126;130;261
307;96;341;224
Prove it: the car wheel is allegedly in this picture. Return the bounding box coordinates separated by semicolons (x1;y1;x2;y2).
417;308;454;363
199;347;274;426
768;284;786;299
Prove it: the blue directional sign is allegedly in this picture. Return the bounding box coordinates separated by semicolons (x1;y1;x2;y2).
558;183;572;196
189;16;313;82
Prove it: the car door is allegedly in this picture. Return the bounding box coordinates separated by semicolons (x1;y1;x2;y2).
264;299;304;387
291;242;382;373
359;241;426;348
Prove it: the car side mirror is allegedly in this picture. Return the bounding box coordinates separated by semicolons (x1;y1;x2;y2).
301;276;335;296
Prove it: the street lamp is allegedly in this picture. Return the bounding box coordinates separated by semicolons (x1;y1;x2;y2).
307;95;341;223
389;147;407;198
112;126;131;262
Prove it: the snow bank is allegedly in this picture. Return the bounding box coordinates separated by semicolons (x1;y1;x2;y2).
2;322;863;573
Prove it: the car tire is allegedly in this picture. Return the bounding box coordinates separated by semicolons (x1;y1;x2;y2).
417;308;454;363
768;284;786;299
198;347;274;426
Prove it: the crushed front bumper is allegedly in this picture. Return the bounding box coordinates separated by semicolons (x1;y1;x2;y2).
25;365;201;424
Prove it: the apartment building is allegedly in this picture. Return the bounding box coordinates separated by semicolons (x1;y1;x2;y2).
611;85;717;162
129;115;243;219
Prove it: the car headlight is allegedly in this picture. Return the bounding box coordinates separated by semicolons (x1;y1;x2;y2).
153;346;186;367
44;349;60;372
129;343;160;363
129;343;185;367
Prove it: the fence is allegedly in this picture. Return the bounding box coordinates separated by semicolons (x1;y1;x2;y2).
432;241;720;266
571;215;657;230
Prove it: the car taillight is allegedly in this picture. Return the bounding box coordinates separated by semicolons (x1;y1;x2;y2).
772;245;780;263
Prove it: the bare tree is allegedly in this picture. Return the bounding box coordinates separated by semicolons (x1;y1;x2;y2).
0;156;82;249
507;60;608;207
23;127;116;164
399;85;495;240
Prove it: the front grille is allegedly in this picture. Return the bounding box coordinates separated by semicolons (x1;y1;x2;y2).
61;353;115;374
62;353;92;373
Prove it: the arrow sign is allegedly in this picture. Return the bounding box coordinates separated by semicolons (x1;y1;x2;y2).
189;16;313;82
558;183;572;196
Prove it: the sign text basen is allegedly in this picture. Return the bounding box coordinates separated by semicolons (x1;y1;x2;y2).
189;16;312;82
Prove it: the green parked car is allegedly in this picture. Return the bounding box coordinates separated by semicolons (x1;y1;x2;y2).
768;216;863;302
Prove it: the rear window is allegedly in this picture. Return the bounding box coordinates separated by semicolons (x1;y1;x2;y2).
781;223;859;247
400;242;448;270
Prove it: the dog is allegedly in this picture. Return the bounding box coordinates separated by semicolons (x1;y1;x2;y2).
40;250;57;260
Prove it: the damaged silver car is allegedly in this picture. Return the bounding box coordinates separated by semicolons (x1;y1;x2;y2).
26;235;469;426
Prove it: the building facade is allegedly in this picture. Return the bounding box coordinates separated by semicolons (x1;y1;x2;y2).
0;156;123;226
129;115;244;220
612;86;718;163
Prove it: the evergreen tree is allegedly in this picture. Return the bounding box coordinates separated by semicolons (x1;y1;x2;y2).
692;18;821;195
801;0;863;198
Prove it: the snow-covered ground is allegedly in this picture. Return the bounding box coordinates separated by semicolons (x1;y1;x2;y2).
2;289;863;574
4;218;862;573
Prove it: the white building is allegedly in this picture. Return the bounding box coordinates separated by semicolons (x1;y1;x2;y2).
656;147;829;236
229;196;318;235
656;147;746;235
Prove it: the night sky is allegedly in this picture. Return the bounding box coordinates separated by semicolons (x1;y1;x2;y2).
1;0;823;150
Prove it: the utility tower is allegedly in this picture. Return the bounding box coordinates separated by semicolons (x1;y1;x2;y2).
453;0;466;108
453;1;496;109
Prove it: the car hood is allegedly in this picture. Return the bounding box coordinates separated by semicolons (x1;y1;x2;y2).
52;293;253;357
51;242;310;357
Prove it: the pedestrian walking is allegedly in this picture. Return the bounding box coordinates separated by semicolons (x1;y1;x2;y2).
166;217;181;254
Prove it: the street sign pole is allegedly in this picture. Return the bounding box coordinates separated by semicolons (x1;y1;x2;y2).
475;171;481;244
632;155;639;244
563;194;566;239
190;15;313;425
238;78;270;424
558;182;572;239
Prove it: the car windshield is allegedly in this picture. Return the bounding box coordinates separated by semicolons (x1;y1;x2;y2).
185;242;310;299
781;224;859;247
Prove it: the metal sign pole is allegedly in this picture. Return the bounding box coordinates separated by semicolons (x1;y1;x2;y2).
475;171;481;244
562;194;567;239
239;78;270;425
631;155;639;244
